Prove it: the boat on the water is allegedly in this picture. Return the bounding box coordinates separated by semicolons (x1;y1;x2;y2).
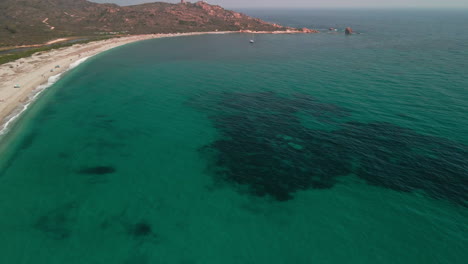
250;33;255;43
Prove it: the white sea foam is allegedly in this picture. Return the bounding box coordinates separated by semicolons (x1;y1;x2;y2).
69;56;90;70
0;56;91;136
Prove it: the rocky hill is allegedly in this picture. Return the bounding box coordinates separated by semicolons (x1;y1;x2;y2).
0;0;301;46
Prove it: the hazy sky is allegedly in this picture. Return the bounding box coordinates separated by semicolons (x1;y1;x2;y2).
92;0;468;9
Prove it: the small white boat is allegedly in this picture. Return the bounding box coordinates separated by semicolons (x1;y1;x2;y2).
250;33;255;43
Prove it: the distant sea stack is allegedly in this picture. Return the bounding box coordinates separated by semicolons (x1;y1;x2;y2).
345;27;353;35
0;0;318;46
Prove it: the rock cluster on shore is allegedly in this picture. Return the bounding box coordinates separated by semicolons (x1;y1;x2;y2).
300;28;320;33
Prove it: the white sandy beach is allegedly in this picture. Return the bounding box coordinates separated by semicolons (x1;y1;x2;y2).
0;32;235;134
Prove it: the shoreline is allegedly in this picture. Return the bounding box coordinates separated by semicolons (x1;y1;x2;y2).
0;31;236;136
0;30;317;136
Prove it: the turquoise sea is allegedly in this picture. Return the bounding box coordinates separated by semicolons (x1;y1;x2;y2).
0;9;467;263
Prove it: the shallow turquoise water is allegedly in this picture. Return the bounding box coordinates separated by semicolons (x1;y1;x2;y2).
0;10;467;263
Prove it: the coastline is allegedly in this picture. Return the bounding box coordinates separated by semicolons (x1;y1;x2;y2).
0;31;235;136
0;30;318;136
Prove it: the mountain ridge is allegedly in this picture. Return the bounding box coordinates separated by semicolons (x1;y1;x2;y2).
0;0;315;46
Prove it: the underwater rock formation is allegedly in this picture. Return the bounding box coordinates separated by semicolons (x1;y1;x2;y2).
194;92;468;206
129;221;153;237
34;202;79;240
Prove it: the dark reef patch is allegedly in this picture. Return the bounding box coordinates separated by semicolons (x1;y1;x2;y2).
338;121;468;205
129;221;153;237
194;92;468;206
100;211;159;244
124;220;159;244
34;202;79;240
78;166;116;175
37;104;58;122
19;131;38;150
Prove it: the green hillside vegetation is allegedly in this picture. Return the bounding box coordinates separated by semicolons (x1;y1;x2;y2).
0;0;292;47
0;36;113;65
